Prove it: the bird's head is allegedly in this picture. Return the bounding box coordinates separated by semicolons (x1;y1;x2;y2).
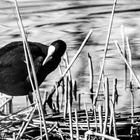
43;40;66;65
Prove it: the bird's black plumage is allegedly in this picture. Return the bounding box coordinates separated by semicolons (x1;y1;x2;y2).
0;40;66;98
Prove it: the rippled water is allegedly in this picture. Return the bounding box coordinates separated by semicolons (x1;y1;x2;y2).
0;0;140;113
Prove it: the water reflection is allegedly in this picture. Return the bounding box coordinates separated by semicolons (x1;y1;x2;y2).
0;0;140;113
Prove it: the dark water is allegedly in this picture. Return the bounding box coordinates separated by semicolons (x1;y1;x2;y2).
0;0;140;113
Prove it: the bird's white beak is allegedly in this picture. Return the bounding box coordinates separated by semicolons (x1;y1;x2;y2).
42;45;55;66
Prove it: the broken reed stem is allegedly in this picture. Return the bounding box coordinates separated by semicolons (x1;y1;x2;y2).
64;76;69;119
98;105;103;133
58;130;64;140
85;130;120;140
0;97;13;110
109;78;117;137
59;65;65;110
78;93;81;110
61;78;65;110
73;80;77;101
102;77;110;140
115;41;140;88
93;0;117;106
13;1;49;139
84;103;90;130
69;79;73;108
16;105;37;140
61;86;65;110
93;106;98;132
64;51;72;81
121;25;127;89
101;71;106;93
126;37;133;86
0;103;35;122
75;109;79;140
68;91;73;140
88;53;94;103
65;77;73;140
130;89;134;136
39;110;43;140
46;29;93;100
7;99;13;114
0;95;13;114
55;84;59;112
62;29;93;78
112;80;117;138
62;52;73;110
131;91;134;125
13;133;16;139
33;122;58;140
64;52;73;102
126;37;134;135
48;122;58;133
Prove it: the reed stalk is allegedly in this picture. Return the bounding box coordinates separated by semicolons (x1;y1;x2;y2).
55;84;59;112
64;52;74;106
60;52;71;110
78;93;81;111
126;37;133;87
109;78;117;137
64;51;72;81
93;105;98;132
16;105;37;140
46;29;93;102
61;78;65;110
73;80;77;101
13;0;35;92
121;25;127;89
98;105;103;133
75;109;79;140
69;79;73;108
88;53;94;103
13;1;49;139
130;89;134;136
102;77;110;140
93;0;118;106
6;97;13;114
64;76;69;119
48;122;58;133
59;65;65;110
0;97;13;110
84;103;90;130
101;70;105;92
35;123;58;140
58;129;65;140
115;41;140;88
68;91;73;140
62;29;93;78
13;132;16;139
129;66;134;136
0;103;35;122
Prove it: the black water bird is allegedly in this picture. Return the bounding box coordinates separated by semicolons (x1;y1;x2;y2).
0;40;66;105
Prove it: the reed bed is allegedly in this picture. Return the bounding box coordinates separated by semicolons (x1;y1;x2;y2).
1;0;140;140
